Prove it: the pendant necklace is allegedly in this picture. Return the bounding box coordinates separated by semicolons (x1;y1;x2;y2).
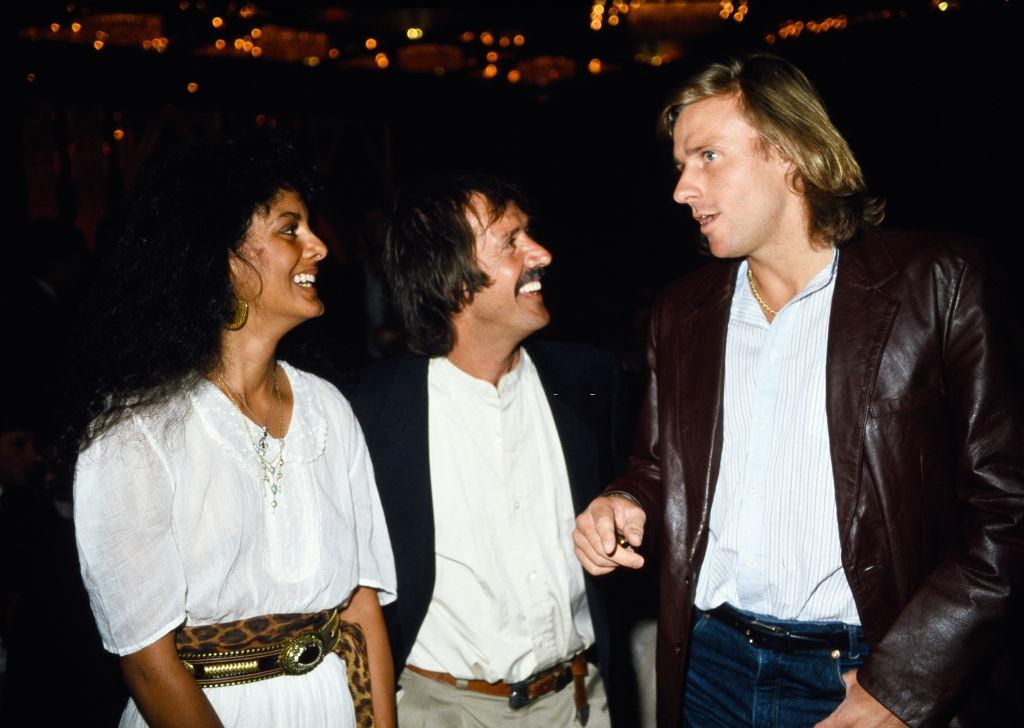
217;365;286;509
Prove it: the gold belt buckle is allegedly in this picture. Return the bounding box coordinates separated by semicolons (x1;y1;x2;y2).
279;610;338;676
280;632;326;675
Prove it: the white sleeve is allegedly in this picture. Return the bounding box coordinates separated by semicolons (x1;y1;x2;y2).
74;414;187;656
337;393;398;606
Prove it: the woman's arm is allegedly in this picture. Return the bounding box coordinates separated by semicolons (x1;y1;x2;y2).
120;631;223;728
340;586;396;728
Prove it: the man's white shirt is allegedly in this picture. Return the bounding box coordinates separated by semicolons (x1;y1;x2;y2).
406;350;595;682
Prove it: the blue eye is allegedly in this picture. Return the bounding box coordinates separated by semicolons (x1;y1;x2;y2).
702;150;719;162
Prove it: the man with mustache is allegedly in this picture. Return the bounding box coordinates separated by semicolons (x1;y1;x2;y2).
350;175;624;727
574;53;1023;727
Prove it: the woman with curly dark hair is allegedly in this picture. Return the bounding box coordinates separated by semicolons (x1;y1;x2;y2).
69;134;397;728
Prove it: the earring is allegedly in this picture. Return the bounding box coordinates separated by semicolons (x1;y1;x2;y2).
226;297;249;331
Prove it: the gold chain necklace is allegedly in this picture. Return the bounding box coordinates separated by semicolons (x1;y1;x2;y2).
217;365;286;509
746;266;778;318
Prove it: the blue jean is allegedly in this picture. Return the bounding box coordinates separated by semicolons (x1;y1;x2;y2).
682;606;868;728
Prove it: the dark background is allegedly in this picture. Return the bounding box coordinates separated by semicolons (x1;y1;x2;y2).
6;1;1021;724
13;1;1018;367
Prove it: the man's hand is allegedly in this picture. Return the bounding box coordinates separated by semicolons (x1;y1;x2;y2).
573;494;646;575
815;670;908;728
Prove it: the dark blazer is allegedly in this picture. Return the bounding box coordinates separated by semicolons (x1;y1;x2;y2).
349;340;628;698
610;229;1024;728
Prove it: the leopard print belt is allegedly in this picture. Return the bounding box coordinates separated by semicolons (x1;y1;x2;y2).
176;607;374;726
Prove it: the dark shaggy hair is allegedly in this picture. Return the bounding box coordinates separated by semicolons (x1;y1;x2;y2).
660;53;884;247
384;174;529;356
65;133;319;455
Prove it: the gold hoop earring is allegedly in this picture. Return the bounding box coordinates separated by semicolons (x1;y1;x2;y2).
226;298;249;331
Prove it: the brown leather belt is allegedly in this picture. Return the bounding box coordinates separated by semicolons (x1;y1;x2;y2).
407;653;590;723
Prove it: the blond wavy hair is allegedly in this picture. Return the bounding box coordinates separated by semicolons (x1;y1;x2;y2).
661;53;884;245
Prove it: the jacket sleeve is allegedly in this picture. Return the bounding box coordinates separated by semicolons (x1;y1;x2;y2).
858;255;1024;726
603;295;667;525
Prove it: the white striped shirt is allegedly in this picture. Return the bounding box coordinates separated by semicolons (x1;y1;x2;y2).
694;250;860;624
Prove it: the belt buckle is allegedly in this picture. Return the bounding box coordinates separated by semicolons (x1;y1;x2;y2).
508;663;572;710
749;618;784;636
508;680;532;710
279;632;327;675
746;616;784;644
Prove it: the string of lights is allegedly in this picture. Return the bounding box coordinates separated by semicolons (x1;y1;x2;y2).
19;1;969;92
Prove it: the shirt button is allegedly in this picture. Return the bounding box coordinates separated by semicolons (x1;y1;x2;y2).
513;501;521;510
528;572;537;581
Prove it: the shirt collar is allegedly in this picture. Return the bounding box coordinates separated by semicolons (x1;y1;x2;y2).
735;247;840;324
431;348;528;402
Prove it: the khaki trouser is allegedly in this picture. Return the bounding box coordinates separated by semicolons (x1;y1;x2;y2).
397;662;611;728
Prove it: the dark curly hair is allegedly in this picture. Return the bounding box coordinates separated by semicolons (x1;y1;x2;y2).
385;174;529;356
65;133;319;455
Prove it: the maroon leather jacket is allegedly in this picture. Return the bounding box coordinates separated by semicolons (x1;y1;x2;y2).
609;229;1023;727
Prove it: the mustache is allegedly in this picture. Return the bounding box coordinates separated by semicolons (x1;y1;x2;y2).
515;266;547;291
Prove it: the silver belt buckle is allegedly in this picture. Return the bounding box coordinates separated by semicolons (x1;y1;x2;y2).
508;680;532;710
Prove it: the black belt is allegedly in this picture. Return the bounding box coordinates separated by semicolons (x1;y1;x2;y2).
706;604;851;653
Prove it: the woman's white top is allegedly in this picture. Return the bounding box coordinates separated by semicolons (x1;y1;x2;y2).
74;361;396;727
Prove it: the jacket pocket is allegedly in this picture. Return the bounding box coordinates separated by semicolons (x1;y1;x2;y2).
867;383;944;419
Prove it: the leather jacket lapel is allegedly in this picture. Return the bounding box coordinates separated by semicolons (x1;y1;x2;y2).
827;241;899;544
675;264;736;564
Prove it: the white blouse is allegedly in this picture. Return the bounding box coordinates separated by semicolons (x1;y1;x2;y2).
75;362;396;726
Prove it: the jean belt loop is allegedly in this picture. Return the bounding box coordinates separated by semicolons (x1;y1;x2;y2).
847;624;860;657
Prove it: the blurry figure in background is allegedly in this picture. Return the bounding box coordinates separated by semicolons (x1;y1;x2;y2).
0;402;47;677
351;174;630;726
574;53;1023;727
352;206;402;360
2;218;91;443
65;133;397;728
0;414;44;500
0;397;126;725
